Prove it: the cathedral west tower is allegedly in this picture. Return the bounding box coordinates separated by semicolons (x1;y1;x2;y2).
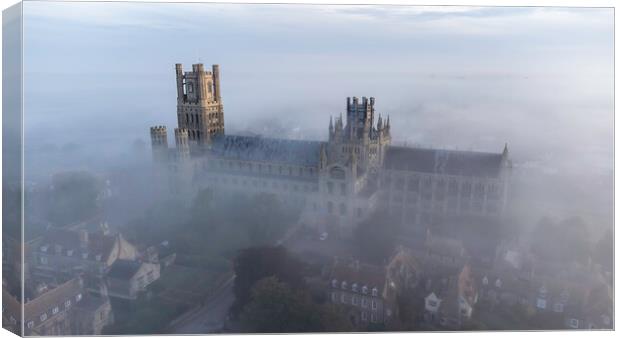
175;63;224;147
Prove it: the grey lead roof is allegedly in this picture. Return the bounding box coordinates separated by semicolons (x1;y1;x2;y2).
384;146;504;178
209;135;324;166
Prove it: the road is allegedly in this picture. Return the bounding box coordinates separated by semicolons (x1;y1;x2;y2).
166;221;303;334
168;275;235;334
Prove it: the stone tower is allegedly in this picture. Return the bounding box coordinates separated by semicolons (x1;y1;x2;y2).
149;126;168;163
327;97;391;172
174;128;190;162
175;63;224;147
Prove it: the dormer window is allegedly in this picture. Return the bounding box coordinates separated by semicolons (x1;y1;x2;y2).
569;318;579;329
331;279;338;288
341;281;347;290
352;283;358;292
362;286;368;294
372;287;378;297
40;313;47;322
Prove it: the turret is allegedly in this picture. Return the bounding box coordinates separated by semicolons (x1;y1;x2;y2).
175;64;185;103
150;126;168;163
212;64;222;103
175;128;190;161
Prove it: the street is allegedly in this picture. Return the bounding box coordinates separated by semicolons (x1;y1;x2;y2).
168;276;235;334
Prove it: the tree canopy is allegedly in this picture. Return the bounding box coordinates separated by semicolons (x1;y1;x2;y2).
232;246;306;316
240;277;352;333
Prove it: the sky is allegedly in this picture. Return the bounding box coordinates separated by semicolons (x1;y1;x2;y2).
20;2;614;228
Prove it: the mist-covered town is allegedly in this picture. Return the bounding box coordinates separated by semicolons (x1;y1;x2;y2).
3;3;613;336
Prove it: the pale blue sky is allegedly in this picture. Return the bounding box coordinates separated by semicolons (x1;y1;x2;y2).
22;2;613;179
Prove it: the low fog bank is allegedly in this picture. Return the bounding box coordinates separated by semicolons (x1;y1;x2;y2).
23;68;613;238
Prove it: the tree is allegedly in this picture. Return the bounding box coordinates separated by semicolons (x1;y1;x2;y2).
240;277;352;333
46;171;102;226
231;246;306;316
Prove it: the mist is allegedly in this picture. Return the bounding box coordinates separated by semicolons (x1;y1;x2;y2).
21;3;613;236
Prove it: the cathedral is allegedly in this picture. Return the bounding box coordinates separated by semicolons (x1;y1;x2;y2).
150;63;511;237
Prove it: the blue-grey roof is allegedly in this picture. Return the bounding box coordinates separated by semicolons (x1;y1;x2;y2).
384;146;504;178
209;135;323;166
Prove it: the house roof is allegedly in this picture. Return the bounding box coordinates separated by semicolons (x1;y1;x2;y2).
106;259;142;280
2;289;22;323
329;258;386;291
384;146;504;178
39;228;117;261
209;134;323;166
23;278;83;324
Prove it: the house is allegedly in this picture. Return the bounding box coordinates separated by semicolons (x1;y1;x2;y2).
423;263;478;329
3;276;113;336
106;259;161;300
32;227;138;281
327;257;393;328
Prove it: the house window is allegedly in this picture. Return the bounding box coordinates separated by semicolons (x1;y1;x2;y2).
339;203;347;215
66;250;73;257
341;281;347;290
340;183;346;196
52;307;59;314
341;294;346;304
27;321;34;329
362;298;368;308
76;293;82;302
40;256;48;265
352;296;358;306
536;298;546;309
372;300;377;309
553;303;564;313
372;288;378;297
569;319;579;329
361;311;368;321
327;202;334;214
327;182;334;194
40;313;47;322
65;300;71;308
331;279;338;288
371;313;377;323
362;286;368;294
352;283;358;292
331;292;337;302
